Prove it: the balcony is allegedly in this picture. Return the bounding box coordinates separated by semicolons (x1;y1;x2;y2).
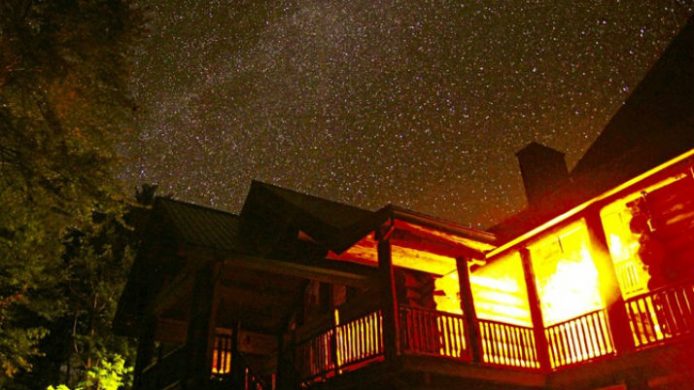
294;280;694;388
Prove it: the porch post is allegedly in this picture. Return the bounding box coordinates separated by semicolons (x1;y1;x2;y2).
230;321;244;390
455;257;483;363
275;331;295;390
133;316;156;389
376;221;400;362
184;262;220;387
520;248;551;371
584;209;635;354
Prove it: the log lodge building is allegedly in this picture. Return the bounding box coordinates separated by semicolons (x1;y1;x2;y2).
114;17;694;390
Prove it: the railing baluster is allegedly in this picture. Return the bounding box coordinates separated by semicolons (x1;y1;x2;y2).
623;282;694;350
475;318;539;369
296;309;386;384
544;309;615;369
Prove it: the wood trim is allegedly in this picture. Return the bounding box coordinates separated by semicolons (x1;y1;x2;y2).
520;248;551;371
377;225;400;361
584;209;635;354
456;257;482;363
222;253;377;288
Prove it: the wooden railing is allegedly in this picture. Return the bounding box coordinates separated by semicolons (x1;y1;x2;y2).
478;319;539;369
236;352;269;390
140;345;186;389
296;310;384;382
212;333;233;375
210;333;270;390
625;282;694;348
545;309;614;368
296;328;336;381
294;286;694;385
336;310;384;368
399;306;470;360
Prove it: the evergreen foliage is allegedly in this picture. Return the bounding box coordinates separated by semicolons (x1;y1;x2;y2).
0;0;144;387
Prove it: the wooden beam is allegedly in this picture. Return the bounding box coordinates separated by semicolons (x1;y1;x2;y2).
391;223;487;259
153;246;375;316
133;316;156;389
519;248;551;371
456;258;482;363
585;208;635;354
222;253;376;288
391;230;473;258
184;263;219;387
218;283;295;307
377;224;400;361
231;321;243;390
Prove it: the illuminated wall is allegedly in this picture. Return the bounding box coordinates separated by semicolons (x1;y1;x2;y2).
470;252;532;326
601;198;651;299
527;220;604;326
601;172;690;298
434;270;462;314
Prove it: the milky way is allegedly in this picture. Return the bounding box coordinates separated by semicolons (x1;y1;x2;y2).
125;1;693;228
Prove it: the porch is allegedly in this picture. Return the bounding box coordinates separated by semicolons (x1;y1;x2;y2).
294;281;694;389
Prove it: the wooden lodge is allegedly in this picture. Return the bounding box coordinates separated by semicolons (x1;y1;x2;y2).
114;16;694;390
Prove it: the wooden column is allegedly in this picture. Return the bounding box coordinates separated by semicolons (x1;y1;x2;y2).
133;317;156;389
230;321;244;390
184;263;220;387
584;210;635;354
520;248;551;371
376;223;400;362
456;257;483;363
275;331;294;390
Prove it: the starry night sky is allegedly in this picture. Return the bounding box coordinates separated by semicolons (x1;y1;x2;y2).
124;1;694;228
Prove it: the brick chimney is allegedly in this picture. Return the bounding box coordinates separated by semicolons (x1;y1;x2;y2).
516;142;569;208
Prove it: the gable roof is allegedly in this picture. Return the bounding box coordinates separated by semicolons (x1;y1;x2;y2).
155;197;247;253
241;180;389;253
247;181;374;228
571;16;694;196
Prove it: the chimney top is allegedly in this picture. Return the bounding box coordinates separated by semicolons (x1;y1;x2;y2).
516;142;569;208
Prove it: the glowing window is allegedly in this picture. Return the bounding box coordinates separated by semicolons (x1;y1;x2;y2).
528;220;604;326
212;329;233;374
470;251;532;326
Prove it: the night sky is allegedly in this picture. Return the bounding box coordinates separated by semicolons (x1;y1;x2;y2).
125;1;694;228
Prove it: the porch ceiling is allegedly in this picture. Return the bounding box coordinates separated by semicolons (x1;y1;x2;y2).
216;263;306;333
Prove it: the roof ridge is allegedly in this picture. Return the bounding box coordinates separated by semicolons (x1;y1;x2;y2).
251;180;373;213
156;196;239;217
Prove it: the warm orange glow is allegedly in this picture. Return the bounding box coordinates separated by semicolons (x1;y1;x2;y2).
326;233;460;275
528;220;604;326
545;310;615;368
471;252;532;326
393;219;496;253
601;172;690;298
392;245;458;276
211;329;233;375
434;272;462;314
326;234;378;265
488;148;694;259
470;252;537;368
